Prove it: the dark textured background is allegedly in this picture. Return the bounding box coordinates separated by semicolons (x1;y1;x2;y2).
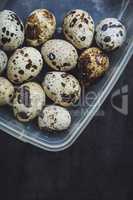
0;57;132;200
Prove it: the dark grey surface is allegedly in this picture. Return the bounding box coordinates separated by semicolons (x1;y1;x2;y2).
0;57;132;199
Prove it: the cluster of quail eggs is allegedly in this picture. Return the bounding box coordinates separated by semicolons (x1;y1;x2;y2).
0;9;126;132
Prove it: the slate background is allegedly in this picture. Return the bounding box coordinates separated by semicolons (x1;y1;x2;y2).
0;57;132;200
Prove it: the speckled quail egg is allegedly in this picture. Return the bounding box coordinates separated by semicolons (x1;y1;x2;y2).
95;18;127;51
0;77;14;106
79;47;109;85
13;82;46;122
41;39;78;71
25;9;56;47
63;9;95;49
38;105;71;131
42;72;81;107
7;47;43;84
0;49;8;74
0;10;24;51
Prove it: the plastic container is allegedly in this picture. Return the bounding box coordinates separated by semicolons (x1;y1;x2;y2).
0;0;133;152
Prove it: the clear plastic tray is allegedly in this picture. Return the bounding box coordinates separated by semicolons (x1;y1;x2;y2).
0;0;133;151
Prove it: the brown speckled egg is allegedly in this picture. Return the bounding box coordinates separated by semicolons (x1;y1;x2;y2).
25;9;56;47
0;49;8;74
79;47;109;85
41;39;78;71
42;71;81;107
13;82;46;122
0;10;24;51
95;18;127;51
7;47;43;84
0;77;14;106
63;9;95;49
38;105;71;131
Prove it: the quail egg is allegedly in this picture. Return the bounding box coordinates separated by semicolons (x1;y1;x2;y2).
38;105;71;131
63;9;95;49
0;77;14;106
95;18;127;51
25;9;56;47
7;47;43;84
0;10;24;51
79;47;109;85
41;39;78;71
13;82;46;122
42;72;81;107
0;49;8;74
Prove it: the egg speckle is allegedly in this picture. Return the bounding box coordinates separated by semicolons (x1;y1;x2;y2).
42;71;81;107
0;77;14;106
7;47;43;84
63;9;95;49
41;39;78;71
25;9;56;47
79;47;109;85
38;105;71;131
0;10;24;51
13;82;46;122
0;49;8;74
95;18;126;51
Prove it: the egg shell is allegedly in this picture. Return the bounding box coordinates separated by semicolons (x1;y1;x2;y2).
25;9;56;47
79;47;109;85
0;77;14;106
38;105;71;131
13;82;46;122
0;10;24;51
7;47;43;84
0;49;8;74
42;71;81;107
41;39;78;71
63;9;95;49
95;18;127;51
